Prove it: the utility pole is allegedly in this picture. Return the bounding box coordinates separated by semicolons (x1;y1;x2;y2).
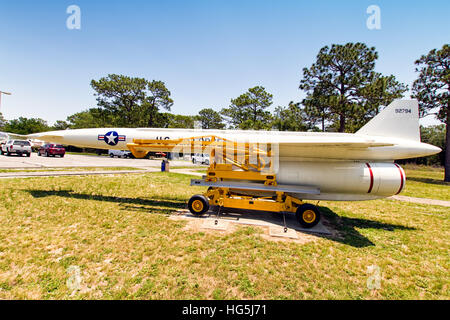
0;91;12;112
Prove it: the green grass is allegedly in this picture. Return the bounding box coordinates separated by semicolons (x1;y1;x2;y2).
0;169;448;300
170;168;206;174
402;165;450;201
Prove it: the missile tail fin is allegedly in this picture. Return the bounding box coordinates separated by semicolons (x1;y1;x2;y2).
356;99;420;141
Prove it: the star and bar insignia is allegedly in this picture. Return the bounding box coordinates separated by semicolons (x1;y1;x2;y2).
98;131;126;146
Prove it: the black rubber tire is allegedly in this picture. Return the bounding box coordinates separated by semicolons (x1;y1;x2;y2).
295;203;321;228
26;153;30;157
188;194;210;216
109;154;114;158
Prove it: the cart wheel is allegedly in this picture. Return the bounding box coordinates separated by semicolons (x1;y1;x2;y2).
188;194;210;216
296;203;321;228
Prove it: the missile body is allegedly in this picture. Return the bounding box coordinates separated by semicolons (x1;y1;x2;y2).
25;100;442;201
28;127;441;160
27;127;440;201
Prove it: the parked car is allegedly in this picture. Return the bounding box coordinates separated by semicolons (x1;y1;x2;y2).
29;139;44;152
38;144;66;157
1;140;32;157
147;151;167;159
192;153;210;165
0;132;8;143
108;149;132;158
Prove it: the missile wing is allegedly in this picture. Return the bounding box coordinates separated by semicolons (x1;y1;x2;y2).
26;100;440;161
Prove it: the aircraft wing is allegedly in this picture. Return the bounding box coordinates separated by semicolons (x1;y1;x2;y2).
27;133;64;140
0;131;30;140
274;138;395;159
276;141;393;148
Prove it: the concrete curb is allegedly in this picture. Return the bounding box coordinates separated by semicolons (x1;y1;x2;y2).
389;195;450;207
0;169;159;178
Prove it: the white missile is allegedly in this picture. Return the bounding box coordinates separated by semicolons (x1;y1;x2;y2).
28;100;441;201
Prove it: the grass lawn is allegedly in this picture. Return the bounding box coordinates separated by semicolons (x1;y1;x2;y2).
0;168;448;299
402;164;450;201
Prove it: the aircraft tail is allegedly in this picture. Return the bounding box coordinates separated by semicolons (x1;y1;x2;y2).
356;99;420;141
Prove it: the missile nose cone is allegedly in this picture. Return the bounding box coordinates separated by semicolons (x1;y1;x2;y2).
431;145;442;154
423;143;442;156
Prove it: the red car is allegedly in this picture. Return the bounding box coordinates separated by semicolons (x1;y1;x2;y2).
38;144;66;157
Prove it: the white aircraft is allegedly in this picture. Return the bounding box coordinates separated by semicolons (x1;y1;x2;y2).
27;100;441;227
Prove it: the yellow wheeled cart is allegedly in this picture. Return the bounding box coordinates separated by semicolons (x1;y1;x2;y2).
127;135;321;228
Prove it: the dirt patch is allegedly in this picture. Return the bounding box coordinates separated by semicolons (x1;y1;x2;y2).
170;209;323;244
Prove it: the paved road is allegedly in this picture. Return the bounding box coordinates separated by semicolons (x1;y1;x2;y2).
0;152;196;169
390;195;450;207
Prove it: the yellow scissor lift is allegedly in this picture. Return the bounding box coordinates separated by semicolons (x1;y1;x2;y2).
127;135;321;228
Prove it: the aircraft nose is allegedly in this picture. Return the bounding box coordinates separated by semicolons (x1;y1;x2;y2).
431;145;442;153
423;143;442;156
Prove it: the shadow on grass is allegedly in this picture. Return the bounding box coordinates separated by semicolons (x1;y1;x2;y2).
197;205;417;248
25;189;186;214
407;177;450;186
318;206;417;248
25;189;416;248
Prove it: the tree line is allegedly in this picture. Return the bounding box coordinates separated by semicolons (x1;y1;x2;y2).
0;42;448;179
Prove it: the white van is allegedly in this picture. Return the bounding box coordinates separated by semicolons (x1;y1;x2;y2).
108;150;132;158
192;153;210;165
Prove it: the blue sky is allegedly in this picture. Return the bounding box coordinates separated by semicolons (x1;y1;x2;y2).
0;0;448;126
